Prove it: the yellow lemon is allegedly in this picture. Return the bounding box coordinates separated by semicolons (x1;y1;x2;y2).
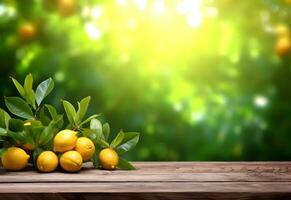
99;148;119;170
1;147;30;171
37;151;58;172
18;22;37;41
60;150;83;172
53;129;78;152
276;36;291;57
75;137;95;161
22;143;35;151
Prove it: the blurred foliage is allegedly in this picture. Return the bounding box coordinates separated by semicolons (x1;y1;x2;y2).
1;0;291;161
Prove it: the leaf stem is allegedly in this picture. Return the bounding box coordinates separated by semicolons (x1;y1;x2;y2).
34;106;40;119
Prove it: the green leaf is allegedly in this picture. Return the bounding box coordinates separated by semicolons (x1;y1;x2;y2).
92;147;101;169
55;115;64;129
32;147;43;165
5;97;34;119
31;126;45;143
116;132;140;154
26;90;36;109
7;130;25;143
10;77;25;98
76;96;91;123
82;127;109;150
118;157;136;170
0;128;7;136
23;135;35;148
79;114;100;126
102;123;110;141
0;108;11;129
110;130;124;148
0;148;7;157
90;118;102;131
24;74;36;109
35;78;54;106
39;106;51;126
82;128;100;141
24;74;33;92
90;118;104;140
62;100;77;125
92;153;99;168
39;122;57;146
8;118;24;132
93;137;110;148
45;104;58;120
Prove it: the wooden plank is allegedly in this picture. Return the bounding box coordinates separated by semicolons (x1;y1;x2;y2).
1;162;291;183
1;161;291;199
2;172;291;182
1;182;291;193
2;161;291;173
1;193;291;200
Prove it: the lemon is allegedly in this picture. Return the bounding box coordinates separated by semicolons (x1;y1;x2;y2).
1;147;30;171
99;148;119;170
19;22;37;41
60;150;83;172
37;151;58;172
53;129;78;152
276;36;291;57
22;143;35;151
75;137;95;161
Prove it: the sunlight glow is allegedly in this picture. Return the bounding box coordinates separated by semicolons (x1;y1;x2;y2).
99;0;221;126
176;2;188;15
206;7;218;18
254;96;269;108
128;19;137;30
174;102;183;112
117;0;126;6
154;0;165;15
0;4;16;17
187;11;202;28
176;0;201;15
81;6;90;17
91;6;102;19
0;4;5;15
135;0;147;10
191;111;204;122
175;0;203;28
85;23;102;40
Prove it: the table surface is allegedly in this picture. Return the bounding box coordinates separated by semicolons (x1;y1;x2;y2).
0;162;291;193
1;161;291;194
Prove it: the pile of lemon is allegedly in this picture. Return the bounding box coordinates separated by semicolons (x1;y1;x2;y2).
1;129;119;172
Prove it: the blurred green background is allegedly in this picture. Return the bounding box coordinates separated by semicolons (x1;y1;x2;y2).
1;0;291;161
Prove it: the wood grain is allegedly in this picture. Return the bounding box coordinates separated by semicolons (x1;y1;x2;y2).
1;193;291;200
0;162;291;199
1;162;291;183
1;182;291;193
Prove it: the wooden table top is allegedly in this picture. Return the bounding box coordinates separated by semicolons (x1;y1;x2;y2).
1;161;291;194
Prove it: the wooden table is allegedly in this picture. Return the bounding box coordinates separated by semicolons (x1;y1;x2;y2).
1;162;291;199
